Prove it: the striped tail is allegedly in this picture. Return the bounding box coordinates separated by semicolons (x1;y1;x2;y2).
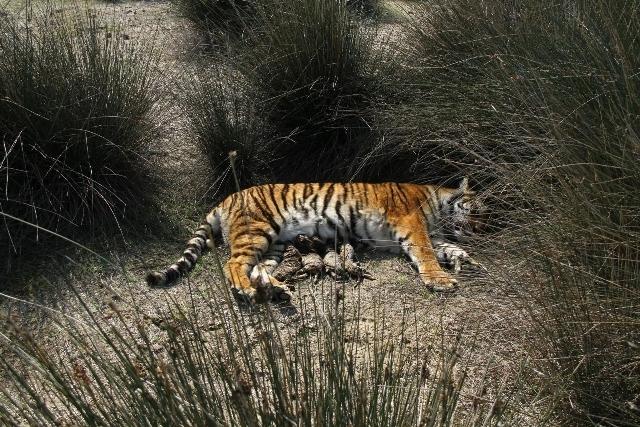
146;210;220;287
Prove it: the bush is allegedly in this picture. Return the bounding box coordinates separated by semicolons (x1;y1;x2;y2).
374;1;540;186
507;2;640;422
0;9;159;248
399;0;640;423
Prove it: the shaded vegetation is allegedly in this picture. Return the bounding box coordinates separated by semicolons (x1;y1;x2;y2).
185;73;275;197
394;0;640;423
184;0;383;190
0;8;159;251
244;0;378;182
172;0;256;46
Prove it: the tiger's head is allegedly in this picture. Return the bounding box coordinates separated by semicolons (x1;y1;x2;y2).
442;178;487;242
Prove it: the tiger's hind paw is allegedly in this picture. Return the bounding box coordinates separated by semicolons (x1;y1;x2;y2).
250;264;292;303
232;287;258;305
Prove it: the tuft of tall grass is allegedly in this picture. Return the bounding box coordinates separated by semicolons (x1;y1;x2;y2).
373;1;542;186
509;1;640;420
237;0;378;182
172;0;256;46
346;0;381;18
399;0;640;423
0;8;159;249
186;0;383;185
184;72;275;198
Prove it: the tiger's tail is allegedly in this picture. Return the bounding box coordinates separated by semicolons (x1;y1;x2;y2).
146;209;221;287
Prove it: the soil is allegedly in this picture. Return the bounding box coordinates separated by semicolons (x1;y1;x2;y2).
0;1;546;424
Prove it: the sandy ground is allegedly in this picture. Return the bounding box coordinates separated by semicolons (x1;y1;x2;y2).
0;1;545;423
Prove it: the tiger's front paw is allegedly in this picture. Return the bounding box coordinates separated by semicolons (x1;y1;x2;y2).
422;273;458;293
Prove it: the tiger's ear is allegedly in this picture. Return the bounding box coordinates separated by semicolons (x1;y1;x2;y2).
458;177;469;192
451;177;469;197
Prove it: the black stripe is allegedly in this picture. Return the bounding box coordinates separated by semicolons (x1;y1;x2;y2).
252;193;281;235
282;184;290;208
258;186;275;224
166;269;180;282
420;186;432;203
183;251;198;264
394;183;410;209
314;183;325;213
360;183;369;206
398;232;412;244
303;183;312;200
233;228;273;246
388;183;398;208
342;184;349;205
177;260;190;272
257;228;273;246
196;226;210;236
291;185;299;210
349;205;358;237
321;184;335;217
231;248;262;258
191;231;207;239
267;185;285;223
309;194;318;212
187;242;204;253
228;193;238;210
335;199;345;227
256;185;269;206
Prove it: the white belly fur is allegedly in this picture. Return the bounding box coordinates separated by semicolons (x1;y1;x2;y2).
279;207;401;253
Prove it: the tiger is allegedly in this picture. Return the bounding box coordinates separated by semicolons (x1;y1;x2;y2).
146;179;485;303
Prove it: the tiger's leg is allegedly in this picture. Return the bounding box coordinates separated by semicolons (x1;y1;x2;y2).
224;225;288;303
392;215;458;292
249;242;294;298
250;242;285;278
224;260;256;300
226;258;289;303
